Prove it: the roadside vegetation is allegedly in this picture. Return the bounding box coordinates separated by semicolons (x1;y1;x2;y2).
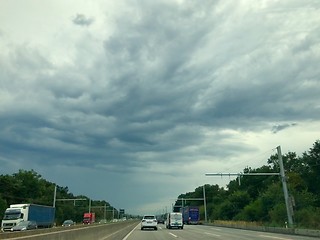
1;140;319;229
175;140;320;229
0;170;118;225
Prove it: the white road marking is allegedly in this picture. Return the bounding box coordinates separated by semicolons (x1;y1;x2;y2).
259;235;293;240
100;228;125;240
205;232;221;237
168;232;178;238
121;223;140;240
210;227;222;231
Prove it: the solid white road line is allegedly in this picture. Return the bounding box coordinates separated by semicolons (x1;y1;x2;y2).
168;232;178;238
259;234;293;240
210;227;222;231
205;232;221;237
122;223;140;240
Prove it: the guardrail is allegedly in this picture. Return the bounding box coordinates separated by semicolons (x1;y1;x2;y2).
0;220;139;240
209;221;320;238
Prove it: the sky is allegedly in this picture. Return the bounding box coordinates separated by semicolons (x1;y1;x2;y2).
0;0;320;216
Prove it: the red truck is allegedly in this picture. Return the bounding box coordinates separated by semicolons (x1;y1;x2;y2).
83;212;95;224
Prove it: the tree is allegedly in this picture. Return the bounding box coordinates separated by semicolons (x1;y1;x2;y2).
0;194;7;221
12;169;43;202
177;140;320;228
294;206;320;229
235;198;264;221
300;141;320;198
0;170;117;225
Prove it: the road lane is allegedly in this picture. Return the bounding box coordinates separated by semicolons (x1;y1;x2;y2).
184;225;320;240
124;224;320;240
124;223;185;240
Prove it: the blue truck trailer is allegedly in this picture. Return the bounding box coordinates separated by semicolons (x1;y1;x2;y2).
181;206;200;225
1;204;55;231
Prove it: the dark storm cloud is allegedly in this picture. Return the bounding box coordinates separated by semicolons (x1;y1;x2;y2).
102;1;320;130
1;0;320;214
272;123;298;134
72;13;94;26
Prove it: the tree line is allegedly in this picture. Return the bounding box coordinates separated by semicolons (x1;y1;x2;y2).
0;170;117;225
1;140;319;228
175;140;320;229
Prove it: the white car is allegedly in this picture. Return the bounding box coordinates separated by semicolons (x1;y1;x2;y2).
141;215;158;230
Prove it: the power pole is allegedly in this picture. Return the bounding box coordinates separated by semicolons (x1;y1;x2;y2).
277;146;294;227
53;185;57;207
203;185;207;222
206;145;294;227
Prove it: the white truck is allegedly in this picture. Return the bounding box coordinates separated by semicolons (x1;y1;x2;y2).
166;212;183;229
1;204;55;231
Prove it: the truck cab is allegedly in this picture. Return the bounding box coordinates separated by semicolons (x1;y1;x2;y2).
1;205;28;231
1;204;55;231
83;213;95;224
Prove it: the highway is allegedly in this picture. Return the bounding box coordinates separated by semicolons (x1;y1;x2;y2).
2;221;319;240
123;223;320;240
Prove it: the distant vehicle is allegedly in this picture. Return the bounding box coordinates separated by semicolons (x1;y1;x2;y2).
157;215;165;224
1;204;55;232
62;220;75;227
99;219;107;224
166;212;183;229
181;206;200;224
10;221;37;231
141;215;158;230
83;212;95;224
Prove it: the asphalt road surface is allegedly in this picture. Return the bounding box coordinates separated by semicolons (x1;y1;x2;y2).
123;223;319;240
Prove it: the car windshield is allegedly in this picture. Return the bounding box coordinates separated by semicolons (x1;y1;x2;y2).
144;216;155;219
172;214;182;220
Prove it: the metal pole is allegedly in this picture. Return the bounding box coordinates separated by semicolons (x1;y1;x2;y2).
53;185;57;207
206;173;279;176
182;198;184;211
277;146;294;227
203;185;207;223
